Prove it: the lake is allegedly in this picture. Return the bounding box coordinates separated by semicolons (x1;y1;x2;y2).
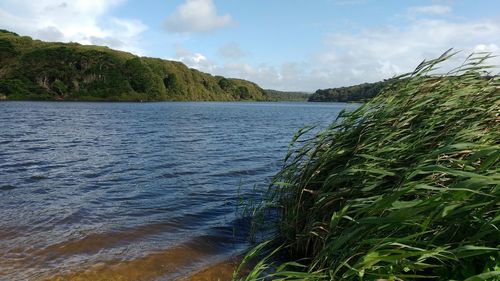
0;101;355;280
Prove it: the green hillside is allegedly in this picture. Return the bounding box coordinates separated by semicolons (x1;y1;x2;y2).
0;30;268;101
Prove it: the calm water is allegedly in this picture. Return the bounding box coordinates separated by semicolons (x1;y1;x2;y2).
0;101;355;280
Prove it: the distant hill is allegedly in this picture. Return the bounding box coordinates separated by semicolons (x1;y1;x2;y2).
264;89;310;101
0;30;268;101
308;81;390;102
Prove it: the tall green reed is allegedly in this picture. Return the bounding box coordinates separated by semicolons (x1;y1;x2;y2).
236;51;500;280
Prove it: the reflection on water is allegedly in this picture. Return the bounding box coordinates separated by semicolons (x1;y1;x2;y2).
0;101;354;280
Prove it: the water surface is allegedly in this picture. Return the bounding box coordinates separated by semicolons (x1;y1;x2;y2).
0;101;355;280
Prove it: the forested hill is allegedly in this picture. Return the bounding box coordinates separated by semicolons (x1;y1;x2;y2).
0;30;268;101
264;89;310;101
308;81;389;102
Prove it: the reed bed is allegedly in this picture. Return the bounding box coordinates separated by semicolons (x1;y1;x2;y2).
237;51;500;280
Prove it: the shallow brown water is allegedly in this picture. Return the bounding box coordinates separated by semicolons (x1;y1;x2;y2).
46;252;241;281
46;242;233;281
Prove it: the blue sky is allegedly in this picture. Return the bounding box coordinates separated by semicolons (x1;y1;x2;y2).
1;0;499;91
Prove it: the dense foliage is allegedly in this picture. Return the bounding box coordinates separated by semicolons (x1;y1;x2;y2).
238;52;500;280
0;30;267;101
308;81;389;102
264;89;311;101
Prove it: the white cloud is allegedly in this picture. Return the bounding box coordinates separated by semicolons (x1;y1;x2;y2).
174;46;216;72
172;46;324;91
474;43;499;53
272;19;498;90
176;17;500;92
217;42;247;59
164;0;233;33
316;18;500;84
0;0;147;54
35;26;64;42
408;5;451;15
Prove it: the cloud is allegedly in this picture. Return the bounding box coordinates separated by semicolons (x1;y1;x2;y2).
172;47;325;91
35;26;64;42
408;5;451;15
317;18;500;83
176;16;500;92
164;0;233;33
265;18;499;90
174;46;216;72
0;0;147;54
217;42;247;59
474;43;499;53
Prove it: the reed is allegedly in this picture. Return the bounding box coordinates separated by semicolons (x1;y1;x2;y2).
237;51;500;280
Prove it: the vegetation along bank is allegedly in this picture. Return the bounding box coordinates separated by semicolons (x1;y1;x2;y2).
236;51;500;280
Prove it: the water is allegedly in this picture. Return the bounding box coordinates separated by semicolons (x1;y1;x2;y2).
0;101;355;280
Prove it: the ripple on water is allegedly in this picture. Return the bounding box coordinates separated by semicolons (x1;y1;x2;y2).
0;101;353;280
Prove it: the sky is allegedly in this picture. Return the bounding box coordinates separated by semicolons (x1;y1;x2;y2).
0;0;499;91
